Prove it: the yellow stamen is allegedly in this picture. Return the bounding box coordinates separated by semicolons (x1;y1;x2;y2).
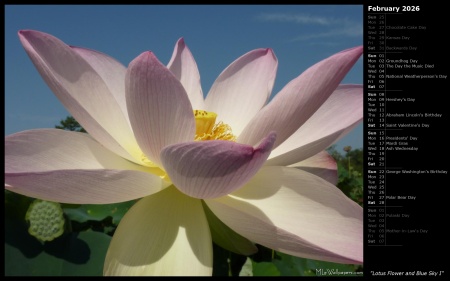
194;110;236;141
194;110;217;136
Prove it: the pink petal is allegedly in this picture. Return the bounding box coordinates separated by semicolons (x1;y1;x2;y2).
18;30;141;163
6;169;165;204
288;151;338;185
5;129;148;172
238;47;363;149
167;38;205;110
205;166;363;264
72;47;131;129
267;84;363;166
160;132;276;199
5;129;166;203
126;51;196;167
204;49;278;135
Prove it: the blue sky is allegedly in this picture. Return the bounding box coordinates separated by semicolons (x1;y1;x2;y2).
5;4;363;152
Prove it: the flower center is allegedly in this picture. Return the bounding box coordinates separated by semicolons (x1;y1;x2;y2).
138;110;235;184
194;110;236;141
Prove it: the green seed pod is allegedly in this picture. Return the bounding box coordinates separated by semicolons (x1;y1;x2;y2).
25;200;65;242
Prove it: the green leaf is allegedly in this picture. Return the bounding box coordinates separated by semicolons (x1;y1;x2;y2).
239;258;281;276
5;216;111;276
252;260;280;276
272;252;315;276
57;231;111;276
63;200;136;224
4;190;35;221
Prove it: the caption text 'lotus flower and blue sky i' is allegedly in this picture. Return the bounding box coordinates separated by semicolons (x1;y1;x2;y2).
5;5;364;276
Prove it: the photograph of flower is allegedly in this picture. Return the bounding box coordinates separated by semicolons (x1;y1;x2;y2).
5;5;363;276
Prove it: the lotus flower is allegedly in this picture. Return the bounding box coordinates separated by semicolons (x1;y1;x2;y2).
5;30;363;276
